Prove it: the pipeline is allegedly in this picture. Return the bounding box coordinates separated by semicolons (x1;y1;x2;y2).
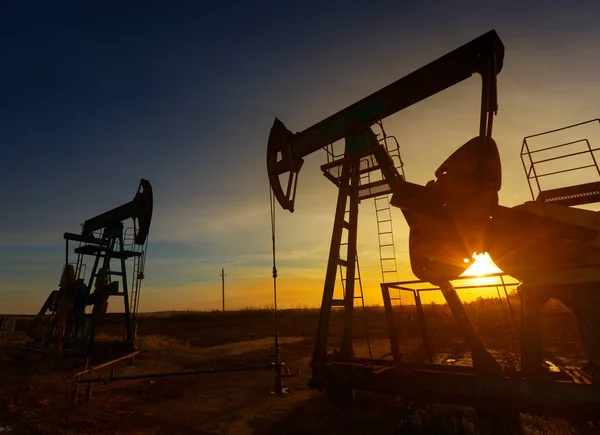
69;350;141;379
69;355;301;403
76;362;284;384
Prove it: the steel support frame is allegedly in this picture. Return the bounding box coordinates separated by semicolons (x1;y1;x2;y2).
375;280;600;423
413;290;434;363
311;155;361;386
320;361;600;421
85;224;133;349
380;280;550;375
438;282;503;375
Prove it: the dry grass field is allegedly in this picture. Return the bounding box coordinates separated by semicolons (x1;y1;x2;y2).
0;307;596;434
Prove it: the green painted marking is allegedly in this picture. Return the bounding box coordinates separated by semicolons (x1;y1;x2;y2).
326;97;385;139
345;128;379;155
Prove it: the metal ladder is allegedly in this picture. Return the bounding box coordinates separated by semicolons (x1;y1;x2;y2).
125;227;146;339
129;253;146;328
374;195;399;284
369;124;406;356
73;233;90;281
375;194;408;357
338;202;373;359
370;122;404;286
130;256;140;319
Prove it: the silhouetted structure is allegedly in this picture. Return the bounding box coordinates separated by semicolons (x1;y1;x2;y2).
27;179;153;357
267;29;600;431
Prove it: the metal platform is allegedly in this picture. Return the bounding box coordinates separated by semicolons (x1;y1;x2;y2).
73;245;142;259
536;180;600;207
321;122;405;201
521;118;600;206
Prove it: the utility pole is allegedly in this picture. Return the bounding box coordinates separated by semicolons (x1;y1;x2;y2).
220;267;226;312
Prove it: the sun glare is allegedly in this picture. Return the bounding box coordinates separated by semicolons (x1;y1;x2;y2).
462;253;502;277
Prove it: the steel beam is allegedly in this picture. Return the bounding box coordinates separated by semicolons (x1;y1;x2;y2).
323;362;600;420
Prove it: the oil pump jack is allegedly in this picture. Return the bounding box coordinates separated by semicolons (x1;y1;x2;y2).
267;30;600;421
28;179;153;356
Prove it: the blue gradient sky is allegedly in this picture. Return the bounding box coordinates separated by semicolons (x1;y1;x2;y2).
2;1;600;313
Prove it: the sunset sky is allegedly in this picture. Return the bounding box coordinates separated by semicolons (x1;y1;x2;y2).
2;1;600;314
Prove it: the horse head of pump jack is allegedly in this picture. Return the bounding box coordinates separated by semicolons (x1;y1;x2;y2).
394;134;503;285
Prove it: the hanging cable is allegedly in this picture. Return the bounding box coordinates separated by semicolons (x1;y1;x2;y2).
269;186;278;335
269;183;286;393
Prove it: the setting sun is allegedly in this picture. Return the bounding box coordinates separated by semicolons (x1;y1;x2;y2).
462;253;503;277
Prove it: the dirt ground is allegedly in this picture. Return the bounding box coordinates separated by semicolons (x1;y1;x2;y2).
0;335;417;435
0;309;595;435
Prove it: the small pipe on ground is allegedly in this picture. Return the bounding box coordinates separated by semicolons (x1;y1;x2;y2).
75;362;285;384
71;350;141;378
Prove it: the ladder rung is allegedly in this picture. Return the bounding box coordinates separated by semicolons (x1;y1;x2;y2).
375;208;390;213
338;259;349;267
380;257;396;261
331;299;345;307
342;221;350;229
377;219;392;224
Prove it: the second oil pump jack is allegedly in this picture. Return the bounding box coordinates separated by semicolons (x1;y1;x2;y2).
27;179;153;356
267;29;600;421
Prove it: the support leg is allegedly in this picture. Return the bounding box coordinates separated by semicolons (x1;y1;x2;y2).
565;285;600;382
414;291;433;363
119;233;132;342
381;284;402;365
85;382;93;403
439;282;502;375
520;286;547;378
340;159;360;360
71;377;80;403
310;160;352;386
